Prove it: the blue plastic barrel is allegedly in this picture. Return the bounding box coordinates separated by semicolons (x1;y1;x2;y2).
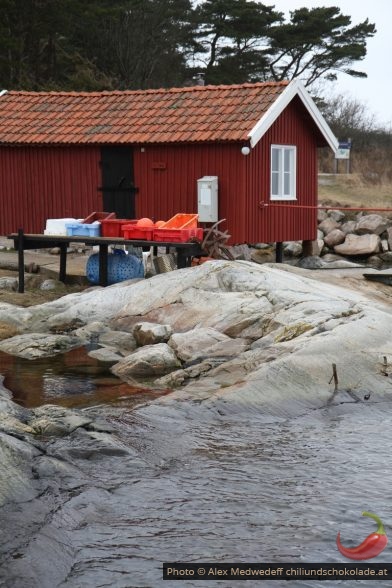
86;249;144;285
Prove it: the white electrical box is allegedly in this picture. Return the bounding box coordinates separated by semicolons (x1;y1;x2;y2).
197;176;218;222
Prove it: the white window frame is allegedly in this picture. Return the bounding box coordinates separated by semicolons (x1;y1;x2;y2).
270;144;297;201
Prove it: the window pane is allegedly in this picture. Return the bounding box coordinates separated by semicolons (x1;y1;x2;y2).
284;172;290;195
272;171;279;195
284;149;291;172
271;148;280;172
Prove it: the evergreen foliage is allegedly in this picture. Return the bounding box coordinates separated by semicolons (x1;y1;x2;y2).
0;0;376;95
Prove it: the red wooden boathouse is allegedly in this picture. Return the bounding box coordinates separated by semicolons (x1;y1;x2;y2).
0;80;337;242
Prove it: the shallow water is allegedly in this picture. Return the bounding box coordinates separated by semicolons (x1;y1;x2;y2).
1;353;392;587
0;347;166;408
72;400;391;588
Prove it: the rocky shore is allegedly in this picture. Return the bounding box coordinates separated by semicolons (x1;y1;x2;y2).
1;260;392;401
1;260;392;585
285;209;392;269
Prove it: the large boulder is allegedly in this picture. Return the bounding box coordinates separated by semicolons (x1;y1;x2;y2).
323;229;346;248
318;218;340;235
111;343;181;380
335;234;381;256
355;214;389;235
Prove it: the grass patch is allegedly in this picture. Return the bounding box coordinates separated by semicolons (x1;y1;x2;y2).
318;174;392;210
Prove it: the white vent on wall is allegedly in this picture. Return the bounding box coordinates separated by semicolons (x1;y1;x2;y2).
197;176;218;222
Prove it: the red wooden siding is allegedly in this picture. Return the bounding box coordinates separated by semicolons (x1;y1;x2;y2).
133;96;319;244
246;96;318;243
0;146;102;234
133;143;247;242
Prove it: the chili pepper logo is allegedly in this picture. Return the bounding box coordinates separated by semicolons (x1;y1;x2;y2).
336;512;388;560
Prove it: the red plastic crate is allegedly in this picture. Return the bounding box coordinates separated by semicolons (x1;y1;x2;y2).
101;219;136;238
160;213;198;229
122;224;154;240
153;226;203;243
83;211;116;223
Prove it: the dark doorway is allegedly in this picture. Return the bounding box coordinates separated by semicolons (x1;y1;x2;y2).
99;146;137;218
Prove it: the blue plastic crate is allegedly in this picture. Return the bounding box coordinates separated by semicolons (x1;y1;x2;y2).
66;222;101;237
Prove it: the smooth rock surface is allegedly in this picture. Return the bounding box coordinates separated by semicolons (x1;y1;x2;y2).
168;327;231;362
87;348;123;363
0;333;81;359
2;261;392;587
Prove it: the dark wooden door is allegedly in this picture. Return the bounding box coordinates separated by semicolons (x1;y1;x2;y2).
99;146;137;218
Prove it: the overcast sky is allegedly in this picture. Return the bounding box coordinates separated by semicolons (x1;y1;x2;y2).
271;0;391;127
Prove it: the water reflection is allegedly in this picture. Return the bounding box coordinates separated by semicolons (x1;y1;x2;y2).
0;347;166;408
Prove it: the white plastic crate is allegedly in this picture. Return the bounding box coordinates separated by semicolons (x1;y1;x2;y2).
44;218;79;235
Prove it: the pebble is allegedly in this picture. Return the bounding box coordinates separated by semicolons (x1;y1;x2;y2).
40;279;58;291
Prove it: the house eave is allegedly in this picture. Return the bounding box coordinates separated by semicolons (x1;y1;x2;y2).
248;79;338;153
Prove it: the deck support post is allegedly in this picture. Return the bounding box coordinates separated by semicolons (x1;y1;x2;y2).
59;244;67;283
99;243;109;286
275;241;283;263
17;228;25;293
302;239;313;257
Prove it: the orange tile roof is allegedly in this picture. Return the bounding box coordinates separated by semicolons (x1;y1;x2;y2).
0;82;289;146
